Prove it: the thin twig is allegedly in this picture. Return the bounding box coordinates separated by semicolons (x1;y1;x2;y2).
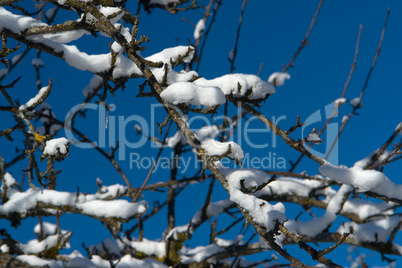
326;9;390;159
282;0;325;72
196;0;221;71
133;120;173;202
229;0;248;73
289;25;362;172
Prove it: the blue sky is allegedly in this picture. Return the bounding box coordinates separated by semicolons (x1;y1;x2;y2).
1;0;402;266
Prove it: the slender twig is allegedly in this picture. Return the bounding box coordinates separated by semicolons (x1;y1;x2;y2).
289;25;362;172
317;233;350;257
133;120;173;202
231;99;326;165
282;0;325;72
365;123;402;169
229;0;248;73
326;9;390;159
279;224;343;268
196;0;221;71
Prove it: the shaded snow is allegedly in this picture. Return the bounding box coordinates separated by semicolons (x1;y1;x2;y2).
268;72;290;87
219;166;286;230
123;238;165;258
161;82;226;108
201;139;244;163
194;73;275;100
19;85;50;111
319;163;402;199
337;216;401;243
17;255;63;268
43;137;70;156
0;188;147;220
194;19;205;40
285;184;353;237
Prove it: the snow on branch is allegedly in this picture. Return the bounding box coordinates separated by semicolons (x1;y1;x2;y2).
194;73;275;102
19;83;51;111
219;167;287;230
319;163;402;201
160;82;226;108
0;185;148;222
268;72;290;87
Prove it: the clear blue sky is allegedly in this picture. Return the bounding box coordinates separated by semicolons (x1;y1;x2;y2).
1;0;402;266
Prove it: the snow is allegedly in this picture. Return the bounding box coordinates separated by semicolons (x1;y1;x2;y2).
0;244;9;253
268;72;290;87
319;163;402;199
43;137;70;156
34;222;57;237
90;255;110;267
17;255;63;268
221;168;271;192
160;82;226;108
195;125;219;141
96;184;127;199
342;198;395;220
42;30;89;44
259;176;333;199
32;58;45;68
134;124;142;133
350;97;362;108
113;52;141;78
342;115;349;124
2;173;21;198
115;255;167;268
83;75;103;98
285;184;353;237
190;199;233;228
88;237;121;257
181;244;224;264
146;46;194;66
396;122;402;132
18;233;66;254
0;68;9;79
66;257;98;268
84;6;124;25
53;44;112;73
46;7;58;19
4;172;17;188
194;19;205;40
228;49;234;61
11;54;22;65
194;73;275;101
0;8;200;86
306;133;322;143
164;130;186;148
124;238;165;258
201;139;244;163
215;235;244;247
75;199;148;219
166;224;191;240
113;46;195;82
0;187;148;219
19;85;50;111
334;97;348;106
353;149;390;169
337;216;401;243
220;167;287;230
0;7;46;33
